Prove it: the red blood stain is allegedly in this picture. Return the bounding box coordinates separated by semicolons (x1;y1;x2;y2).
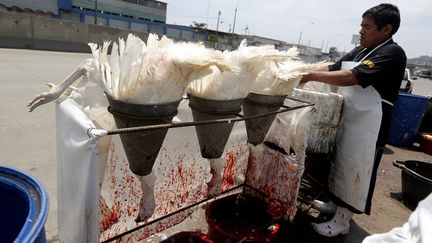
100;203;120;232
222;151;236;190
270;223;280;235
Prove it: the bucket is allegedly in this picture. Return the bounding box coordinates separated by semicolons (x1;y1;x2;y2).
388;93;429;147
161;231;213;243
205;194;278;242
419;132;432;155
242;93;287;145
393;160;432;206
419;97;432;133
188;94;243;158
106;94;181;176
0;166;49;243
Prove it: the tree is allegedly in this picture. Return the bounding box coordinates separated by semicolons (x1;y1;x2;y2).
191;21;207;30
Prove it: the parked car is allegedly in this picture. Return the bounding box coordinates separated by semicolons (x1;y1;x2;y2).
414;69;432;79
400;68;415;93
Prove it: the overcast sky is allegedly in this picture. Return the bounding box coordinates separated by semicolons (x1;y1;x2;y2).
162;0;431;58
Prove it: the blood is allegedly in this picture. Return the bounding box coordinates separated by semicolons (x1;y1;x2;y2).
99;202;120;232
206;194;277;242
222;151;237;190
100;137;251;241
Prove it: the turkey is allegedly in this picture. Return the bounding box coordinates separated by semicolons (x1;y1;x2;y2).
187;39;299;100
251;60;332;96
28;33;236;223
28;33;234;111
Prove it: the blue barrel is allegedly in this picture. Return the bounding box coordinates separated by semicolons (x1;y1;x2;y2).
0;166;49;243
388;93;429;147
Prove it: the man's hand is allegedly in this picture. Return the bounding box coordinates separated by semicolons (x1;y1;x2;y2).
300;72;313;85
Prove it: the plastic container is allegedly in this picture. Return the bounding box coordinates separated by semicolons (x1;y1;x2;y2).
393;160;432;206
0;166;49;243
161;231;213;243
419;97;432;133
419;132;432;155
388;93;429;147
205;194;278;242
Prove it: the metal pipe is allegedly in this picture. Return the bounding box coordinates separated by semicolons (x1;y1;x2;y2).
232;8;237;34
94;0;98;25
216;10;221;31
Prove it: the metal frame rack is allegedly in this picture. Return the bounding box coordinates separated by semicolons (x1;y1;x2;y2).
102;96;314;242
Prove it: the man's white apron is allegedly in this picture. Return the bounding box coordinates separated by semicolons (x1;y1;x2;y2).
329;40;391;211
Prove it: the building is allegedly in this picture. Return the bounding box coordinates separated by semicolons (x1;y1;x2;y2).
0;0;206;41
0;0;58;16
58;0;166;27
0;0;330;62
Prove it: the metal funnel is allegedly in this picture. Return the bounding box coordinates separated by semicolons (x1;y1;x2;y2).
106;94;180;176
188;94;243;159
242;92;286;145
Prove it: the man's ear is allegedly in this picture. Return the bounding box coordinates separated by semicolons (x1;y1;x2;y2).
382;24;393;35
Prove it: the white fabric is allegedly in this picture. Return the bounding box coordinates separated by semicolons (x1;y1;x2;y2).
291;88;343;154
363;193;432;243
56;98;106;243
265;97;313;166
329;61;382;211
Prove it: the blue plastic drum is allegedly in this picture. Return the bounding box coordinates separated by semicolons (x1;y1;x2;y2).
0;166;49;243
388;93;429;147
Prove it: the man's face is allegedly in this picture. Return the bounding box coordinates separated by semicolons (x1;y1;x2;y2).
359;17;391;48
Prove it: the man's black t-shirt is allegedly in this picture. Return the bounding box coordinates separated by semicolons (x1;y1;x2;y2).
329;39;407;104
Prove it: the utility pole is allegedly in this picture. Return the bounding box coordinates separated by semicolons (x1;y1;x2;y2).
232;8;237;34
94;0;98;25
297;31;303;45
206;0;211;27
298;22;314;45
216;10;221;31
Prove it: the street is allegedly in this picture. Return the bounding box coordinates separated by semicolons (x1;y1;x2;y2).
1;48;432;242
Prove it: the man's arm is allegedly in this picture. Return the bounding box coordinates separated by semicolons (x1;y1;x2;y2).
300;69;359;86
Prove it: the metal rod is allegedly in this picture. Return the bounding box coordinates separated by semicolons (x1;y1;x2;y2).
94;0;98;25
232;8;237;34
106;101;313;135
216;10;221;31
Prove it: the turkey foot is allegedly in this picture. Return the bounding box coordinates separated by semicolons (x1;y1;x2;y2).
135;173;157;223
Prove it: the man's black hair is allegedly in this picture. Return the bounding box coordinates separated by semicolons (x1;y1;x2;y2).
363;3;400;35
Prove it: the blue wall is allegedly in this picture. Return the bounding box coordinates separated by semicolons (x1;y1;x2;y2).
56;0;207;41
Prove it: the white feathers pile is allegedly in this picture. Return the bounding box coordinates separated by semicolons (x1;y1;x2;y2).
251;60;332;96
187;40;299;100
89;33;232;104
88;34;331;104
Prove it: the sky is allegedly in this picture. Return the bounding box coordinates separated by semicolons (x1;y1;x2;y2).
161;0;432;58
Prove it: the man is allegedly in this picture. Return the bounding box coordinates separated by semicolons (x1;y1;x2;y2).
300;3;406;237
